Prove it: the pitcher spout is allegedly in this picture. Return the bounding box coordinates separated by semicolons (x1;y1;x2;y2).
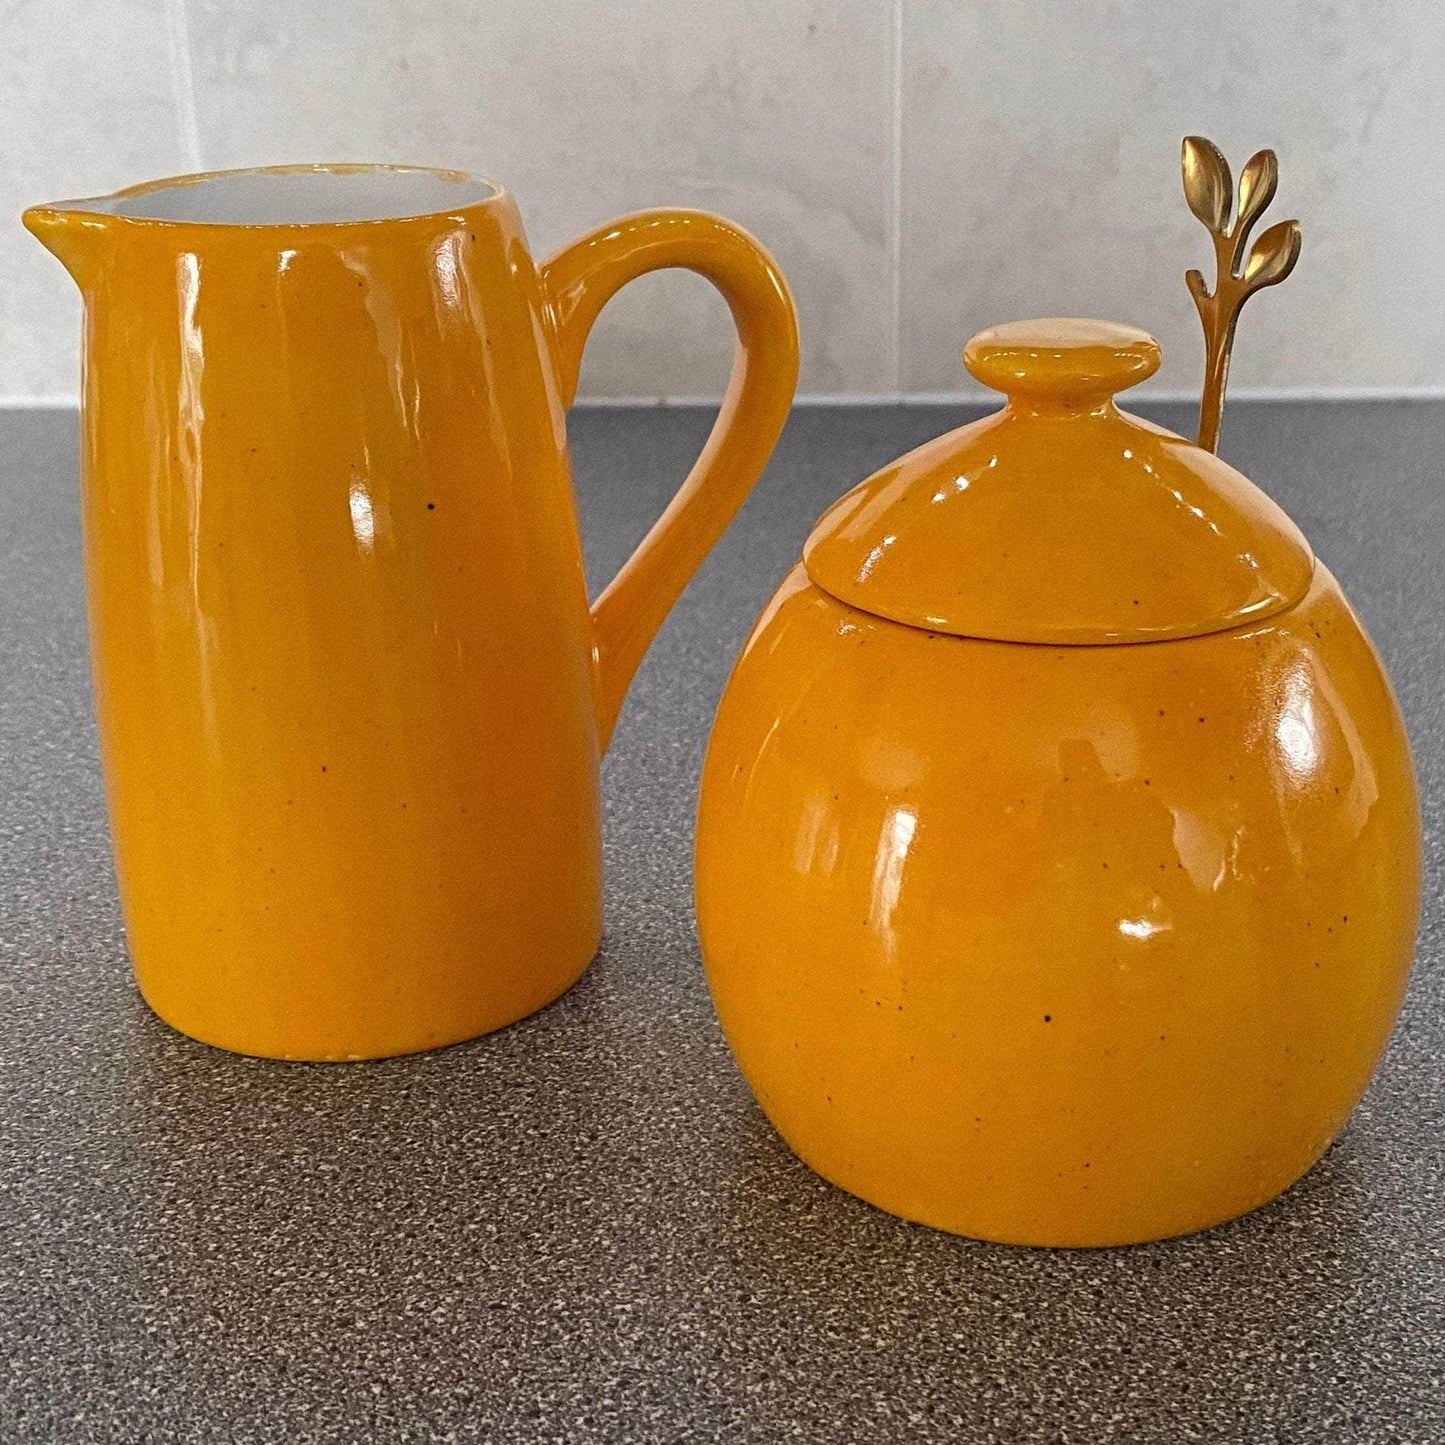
23;203;116;291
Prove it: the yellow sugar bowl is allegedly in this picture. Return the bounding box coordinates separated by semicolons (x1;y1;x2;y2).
695;318;1421;1246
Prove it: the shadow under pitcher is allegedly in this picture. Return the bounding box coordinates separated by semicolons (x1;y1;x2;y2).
26;164;800;1060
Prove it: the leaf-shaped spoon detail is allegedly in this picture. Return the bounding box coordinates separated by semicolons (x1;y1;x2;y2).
1182;137;1302;453
1234;150;1279;249
1182;136;1232;236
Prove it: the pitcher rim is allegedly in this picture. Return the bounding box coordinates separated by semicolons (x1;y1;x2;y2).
28;163;508;232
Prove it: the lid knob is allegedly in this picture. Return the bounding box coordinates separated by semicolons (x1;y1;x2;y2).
964;318;1161;404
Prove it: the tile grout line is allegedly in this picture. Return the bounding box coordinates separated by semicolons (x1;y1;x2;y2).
888;0;904;398
165;0;204;171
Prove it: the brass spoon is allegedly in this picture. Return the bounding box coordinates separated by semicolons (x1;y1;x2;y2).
1182;136;1301;453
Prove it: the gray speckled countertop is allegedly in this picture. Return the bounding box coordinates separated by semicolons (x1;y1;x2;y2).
2;402;1442;1443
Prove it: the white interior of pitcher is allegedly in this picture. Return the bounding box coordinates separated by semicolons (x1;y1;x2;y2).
75;166;499;226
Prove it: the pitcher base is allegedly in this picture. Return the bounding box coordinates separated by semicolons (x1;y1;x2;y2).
131;930;602;1062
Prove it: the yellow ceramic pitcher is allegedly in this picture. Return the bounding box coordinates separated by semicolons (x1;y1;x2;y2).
26;164;798;1061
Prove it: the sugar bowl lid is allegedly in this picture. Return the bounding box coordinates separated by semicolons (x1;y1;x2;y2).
802;319;1315;645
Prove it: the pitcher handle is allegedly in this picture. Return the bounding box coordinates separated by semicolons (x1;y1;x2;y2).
540;210;800;752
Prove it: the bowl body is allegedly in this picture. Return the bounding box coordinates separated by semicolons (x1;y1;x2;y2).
696;563;1421;1245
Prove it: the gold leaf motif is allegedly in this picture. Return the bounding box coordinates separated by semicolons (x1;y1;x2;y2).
1181;136;1302;453
1182;136;1232;235
1235;150;1279;240
1244;219;1302;288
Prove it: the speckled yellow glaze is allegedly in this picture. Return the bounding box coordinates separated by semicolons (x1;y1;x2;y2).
26;165;798;1061
696;321;1421;1246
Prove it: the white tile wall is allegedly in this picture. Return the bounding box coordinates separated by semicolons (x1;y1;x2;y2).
7;0;1444;402
900;0;1445;400
2;0;191;401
